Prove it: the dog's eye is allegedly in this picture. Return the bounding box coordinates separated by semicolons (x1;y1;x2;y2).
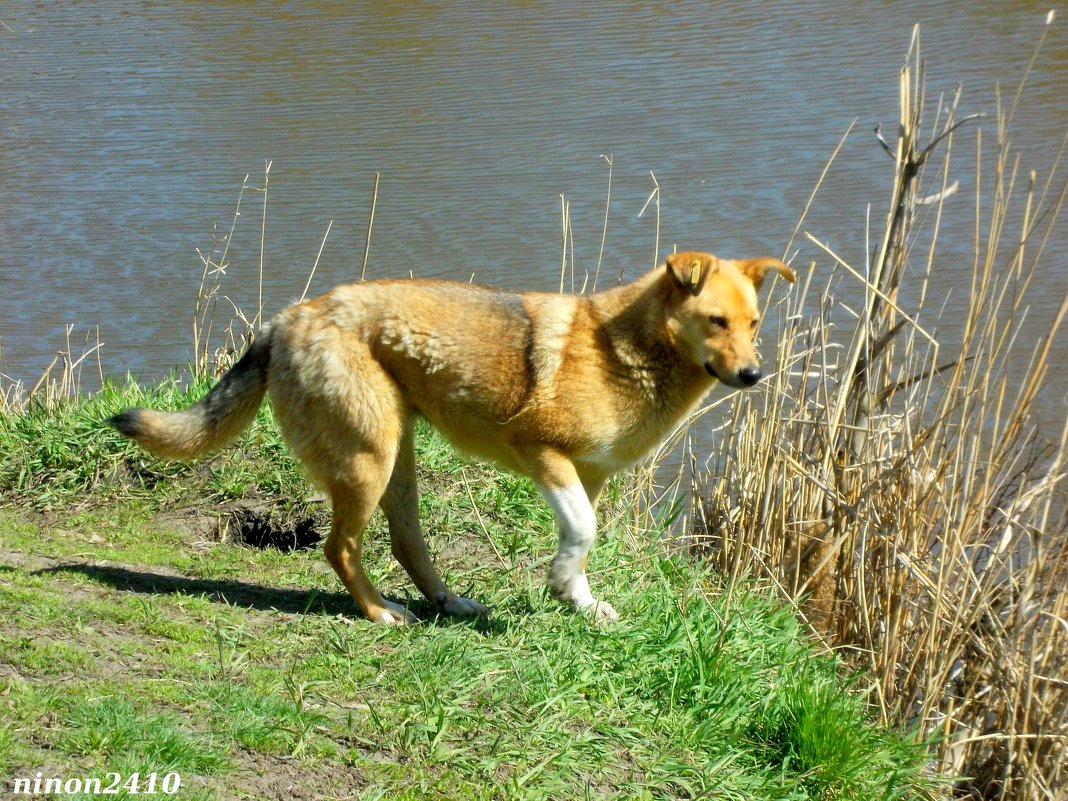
709;315;728;329
750;319;760;331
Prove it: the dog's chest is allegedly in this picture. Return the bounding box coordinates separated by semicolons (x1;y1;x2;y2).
577;389;702;472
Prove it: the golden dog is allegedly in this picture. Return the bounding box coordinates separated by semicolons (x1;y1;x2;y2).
109;251;794;624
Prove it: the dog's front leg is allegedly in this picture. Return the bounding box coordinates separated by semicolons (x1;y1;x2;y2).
540;480;618;623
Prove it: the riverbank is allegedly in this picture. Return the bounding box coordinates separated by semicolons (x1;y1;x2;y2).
0;378;932;800
3;21;1065;799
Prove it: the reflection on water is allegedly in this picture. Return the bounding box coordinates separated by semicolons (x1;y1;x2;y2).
1;2;1065;428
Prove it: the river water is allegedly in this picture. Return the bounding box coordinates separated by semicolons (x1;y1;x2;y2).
2;2;1066;438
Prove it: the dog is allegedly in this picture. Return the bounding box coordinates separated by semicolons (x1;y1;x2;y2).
109;251;794;624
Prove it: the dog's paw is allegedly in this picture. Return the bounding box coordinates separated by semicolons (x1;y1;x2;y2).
584;598;619;623
435;592;490;619
370;600;418;626
550;582;620;623
549;571;618;621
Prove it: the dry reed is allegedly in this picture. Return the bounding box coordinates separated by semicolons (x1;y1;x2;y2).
667;24;1067;801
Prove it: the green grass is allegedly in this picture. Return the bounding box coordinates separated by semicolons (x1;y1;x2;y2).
0;379;937;799
0;374;310;510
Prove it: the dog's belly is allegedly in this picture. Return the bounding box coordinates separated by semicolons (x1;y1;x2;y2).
413;407;525;474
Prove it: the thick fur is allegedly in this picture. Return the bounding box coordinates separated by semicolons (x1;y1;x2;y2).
109;338;271;459
109;251;793;624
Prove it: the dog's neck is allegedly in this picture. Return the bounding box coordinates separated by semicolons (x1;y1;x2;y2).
590;268;670;346
589;268;713;408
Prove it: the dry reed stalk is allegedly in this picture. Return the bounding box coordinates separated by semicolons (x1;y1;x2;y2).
300;219;334;303
9;325;107;412
360;171;380;281
254;159;271;330
592;153;614;291
638;170;661;271
558;194;577;293
192;174;250;377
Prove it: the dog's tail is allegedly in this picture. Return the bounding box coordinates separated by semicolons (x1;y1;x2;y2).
108;334;272;460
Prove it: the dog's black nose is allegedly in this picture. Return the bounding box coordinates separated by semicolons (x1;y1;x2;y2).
738;367;762;386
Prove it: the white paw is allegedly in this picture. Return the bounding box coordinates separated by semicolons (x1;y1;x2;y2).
583;598;619;622
549;572;620;623
436;592;490;618
372;599;418;626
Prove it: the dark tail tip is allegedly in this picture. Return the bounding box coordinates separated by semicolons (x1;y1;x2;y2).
107;408;145;438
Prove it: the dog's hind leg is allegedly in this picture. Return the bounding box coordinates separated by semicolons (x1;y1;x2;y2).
267;315;418;625
380;419;489;619
325;461;417;626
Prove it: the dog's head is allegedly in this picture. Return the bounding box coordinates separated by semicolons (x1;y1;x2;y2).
663;251;795;388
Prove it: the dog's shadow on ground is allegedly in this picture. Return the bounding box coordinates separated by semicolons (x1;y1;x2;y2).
32;562;510;634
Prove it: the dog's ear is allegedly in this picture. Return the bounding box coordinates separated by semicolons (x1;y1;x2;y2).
666;252;718;296
740;258;796;291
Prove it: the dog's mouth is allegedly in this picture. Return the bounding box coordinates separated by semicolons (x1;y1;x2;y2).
704;362;720;380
